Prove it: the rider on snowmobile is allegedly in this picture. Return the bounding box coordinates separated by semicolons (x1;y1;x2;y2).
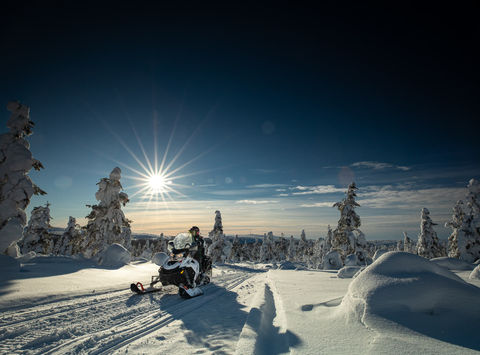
189;226;205;264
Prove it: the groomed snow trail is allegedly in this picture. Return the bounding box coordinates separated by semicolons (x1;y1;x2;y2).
0;266;258;355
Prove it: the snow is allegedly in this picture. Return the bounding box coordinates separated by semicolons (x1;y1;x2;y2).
337;265;363;278
470;265;480;280
1;253;480;354
430;256;475;271
341;251;480;352
98;243;131;267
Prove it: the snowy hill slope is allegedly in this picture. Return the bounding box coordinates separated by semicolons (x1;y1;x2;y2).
0;254;479;354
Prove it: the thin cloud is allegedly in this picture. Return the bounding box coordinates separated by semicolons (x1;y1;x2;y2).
236;200;279;205
291;185;344;195
300;202;336;208
351;161;411;171
247;184;289;188
358;186;464;209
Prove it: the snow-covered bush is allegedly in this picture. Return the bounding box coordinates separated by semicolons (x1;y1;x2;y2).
0;101;46;254
340;251;480;342
331;182;366;263
322;250;343;270
98;243;131;267
337;265;363;279
344;254;358;266
82;167;131;258
416;208;444;259
19;204;52;255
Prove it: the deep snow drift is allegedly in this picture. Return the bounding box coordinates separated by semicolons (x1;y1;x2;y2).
341;252;480;351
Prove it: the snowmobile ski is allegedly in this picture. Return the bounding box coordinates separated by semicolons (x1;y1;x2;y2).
130;282;163;295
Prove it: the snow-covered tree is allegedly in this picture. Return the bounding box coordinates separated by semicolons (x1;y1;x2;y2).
324;225;333;252
54;216;82;255
416;208;444;259
150;233;168;255
287;235;296;261
19;203;52;254
209;210;223;237
0;101;46;254
403;232;415;253
296;229;308;262
82;167;131;258
229;235;243;262
206;210;231;263
259;232;276;262
276;236;289;261
309;237;324;269
446;199;480;263
332;182;365;262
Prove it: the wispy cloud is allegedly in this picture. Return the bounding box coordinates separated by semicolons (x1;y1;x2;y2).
236;200;279;205
351;161;411;171
291;185;344;195
300;202;335;208
358;186;464;209
247;184;289;188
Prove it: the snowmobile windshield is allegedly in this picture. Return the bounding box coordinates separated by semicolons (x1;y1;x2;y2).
173;232;193;250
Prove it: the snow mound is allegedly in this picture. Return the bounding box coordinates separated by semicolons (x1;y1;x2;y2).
470;265;480;280
98;243;131;267
372;249;388;261
430;257;475;271
341;252;480;349
337;266;363;278
152;252;169;266
323;250;343;270
277;261;306;270
344;254;358;266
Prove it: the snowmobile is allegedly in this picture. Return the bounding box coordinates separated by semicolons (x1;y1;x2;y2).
130;233;212;299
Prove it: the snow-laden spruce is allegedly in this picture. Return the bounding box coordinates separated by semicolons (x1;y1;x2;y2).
19;203;52;255
295;229;308;262
416;208;444;259
206;210;232;263
331;182;367;264
54;216;82;256
445;200;478;262
82;167;131;258
259;231;276;262
287;235;296;261
0;102;46;254
229;235;243;262
402;231;415;253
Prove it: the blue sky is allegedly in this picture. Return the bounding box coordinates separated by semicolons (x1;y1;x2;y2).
1;2;479;239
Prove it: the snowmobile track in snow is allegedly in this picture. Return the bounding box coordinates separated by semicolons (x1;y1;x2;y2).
0;271;253;355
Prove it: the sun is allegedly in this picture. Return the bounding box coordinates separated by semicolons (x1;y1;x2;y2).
148;173;168;193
